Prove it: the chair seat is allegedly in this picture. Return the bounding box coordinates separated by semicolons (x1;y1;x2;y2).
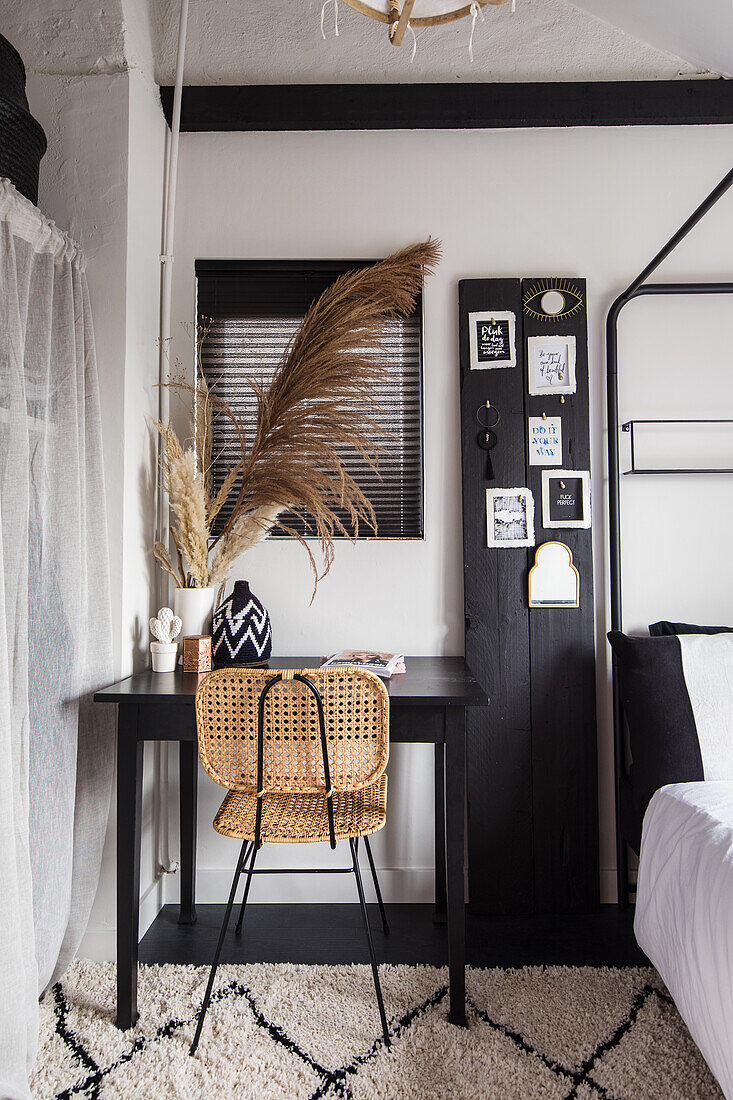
213;775;387;844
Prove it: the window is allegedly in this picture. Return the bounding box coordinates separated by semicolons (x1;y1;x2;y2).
195;260;424;540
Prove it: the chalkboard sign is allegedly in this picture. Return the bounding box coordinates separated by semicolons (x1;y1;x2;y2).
469;310;516;370
541;469;591;529
477;319;510;360
549;478;582;520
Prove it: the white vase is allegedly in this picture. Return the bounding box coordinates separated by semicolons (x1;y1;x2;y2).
151;641;178;673
174;586;215;640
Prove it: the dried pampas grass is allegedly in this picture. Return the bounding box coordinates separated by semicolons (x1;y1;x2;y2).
153;239;441;594
154;418;210;588
209;503;283;588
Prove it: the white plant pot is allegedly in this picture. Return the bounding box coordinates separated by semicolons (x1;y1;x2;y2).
151;641;178;673
174;586;215;640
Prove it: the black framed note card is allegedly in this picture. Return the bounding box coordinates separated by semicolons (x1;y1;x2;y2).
541;469;591;529
469;310;516;370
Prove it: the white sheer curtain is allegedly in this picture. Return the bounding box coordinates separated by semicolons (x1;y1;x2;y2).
0;179;114;1099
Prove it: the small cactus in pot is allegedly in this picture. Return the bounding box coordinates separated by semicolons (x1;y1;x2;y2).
149;607;182;672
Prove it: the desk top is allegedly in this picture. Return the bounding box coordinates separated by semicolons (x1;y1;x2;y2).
94;656;488;708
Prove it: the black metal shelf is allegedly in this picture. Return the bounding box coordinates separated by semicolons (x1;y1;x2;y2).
623;469;733;475
621;418;733;475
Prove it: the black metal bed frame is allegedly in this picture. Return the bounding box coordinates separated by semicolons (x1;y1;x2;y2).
607;165;733;908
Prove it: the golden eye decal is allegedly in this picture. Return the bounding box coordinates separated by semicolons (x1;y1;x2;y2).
523;279;584;323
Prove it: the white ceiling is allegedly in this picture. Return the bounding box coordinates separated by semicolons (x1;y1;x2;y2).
572;0;733;79
149;0;701;85
2;0;728;82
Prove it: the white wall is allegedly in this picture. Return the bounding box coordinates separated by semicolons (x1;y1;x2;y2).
25;68;167;958
114;68;168;951
616;295;733;631
17;0;733;943
27;73;129;680
169;124;733;906
0;0;126;76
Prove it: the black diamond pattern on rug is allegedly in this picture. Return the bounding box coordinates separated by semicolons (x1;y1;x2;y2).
33;962;722;1100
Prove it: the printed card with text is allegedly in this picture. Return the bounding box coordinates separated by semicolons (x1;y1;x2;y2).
528;416;562;466
527;335;577;395
468;310;517;371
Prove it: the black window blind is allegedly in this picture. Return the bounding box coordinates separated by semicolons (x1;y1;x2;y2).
195;260;424;540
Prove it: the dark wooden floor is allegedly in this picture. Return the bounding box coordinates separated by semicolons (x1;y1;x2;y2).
140;903;648;969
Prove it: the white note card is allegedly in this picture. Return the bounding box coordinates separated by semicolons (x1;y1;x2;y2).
528;416;562;466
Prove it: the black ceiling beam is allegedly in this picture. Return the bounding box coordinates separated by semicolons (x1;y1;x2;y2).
160;80;733;132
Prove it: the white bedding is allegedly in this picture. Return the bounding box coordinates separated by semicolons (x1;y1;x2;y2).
636;781;733;1099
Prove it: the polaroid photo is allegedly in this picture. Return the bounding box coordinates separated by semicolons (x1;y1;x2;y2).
527;335;577;396
541;469;591;529
486;487;535;548
469;311;517;371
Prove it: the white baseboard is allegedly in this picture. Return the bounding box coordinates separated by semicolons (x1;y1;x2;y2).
77;877;165;963
165;866;435;906
76;929;116;963
599;867;616;905
599;866;636;906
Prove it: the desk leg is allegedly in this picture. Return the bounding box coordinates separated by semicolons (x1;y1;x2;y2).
116;705;142;1030
178;741;198;925
434;743;447;924
445;707;467;1027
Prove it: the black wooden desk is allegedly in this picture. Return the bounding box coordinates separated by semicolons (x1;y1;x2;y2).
94;657;488;1031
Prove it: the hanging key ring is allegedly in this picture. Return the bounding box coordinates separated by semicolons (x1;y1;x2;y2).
476;400;500;429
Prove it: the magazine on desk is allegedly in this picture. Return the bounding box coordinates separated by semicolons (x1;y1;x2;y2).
321;651;406;679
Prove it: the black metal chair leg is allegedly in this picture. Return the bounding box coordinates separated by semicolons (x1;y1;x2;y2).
363;835;389;935
235;841;258;935
189;839;250;1056
350;838;391;1048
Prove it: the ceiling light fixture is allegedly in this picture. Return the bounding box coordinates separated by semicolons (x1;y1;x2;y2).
340;0;509;48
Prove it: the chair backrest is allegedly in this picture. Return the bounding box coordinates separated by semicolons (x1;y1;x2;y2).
195;666;389;795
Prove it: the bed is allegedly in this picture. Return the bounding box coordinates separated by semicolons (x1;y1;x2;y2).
636;781;733;1100
603;186;733;1094
608;625;733;902
607;627;733;1097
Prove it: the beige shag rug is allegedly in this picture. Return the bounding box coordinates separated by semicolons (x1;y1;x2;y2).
32;960;722;1099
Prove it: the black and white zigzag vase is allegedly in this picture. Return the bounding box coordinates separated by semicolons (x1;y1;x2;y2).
212;580;272;666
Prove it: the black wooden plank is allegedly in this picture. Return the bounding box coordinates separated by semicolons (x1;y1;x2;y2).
459;279;534;915
522;278;599;913
161;80;733;133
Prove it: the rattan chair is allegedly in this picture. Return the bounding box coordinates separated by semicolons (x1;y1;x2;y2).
189;666;391;1055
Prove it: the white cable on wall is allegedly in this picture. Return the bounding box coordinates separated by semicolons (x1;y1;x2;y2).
155;0;189;880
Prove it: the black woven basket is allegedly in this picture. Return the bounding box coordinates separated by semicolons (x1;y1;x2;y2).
0;35;46;206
